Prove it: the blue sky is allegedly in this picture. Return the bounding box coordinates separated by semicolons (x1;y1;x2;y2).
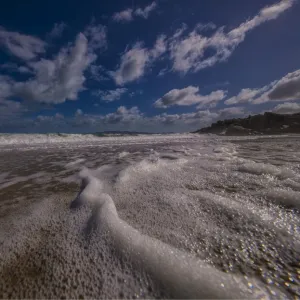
0;0;300;133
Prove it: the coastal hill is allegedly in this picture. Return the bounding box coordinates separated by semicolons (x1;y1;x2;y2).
194;112;300;135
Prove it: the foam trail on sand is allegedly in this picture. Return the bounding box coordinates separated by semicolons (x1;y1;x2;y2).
71;169;266;299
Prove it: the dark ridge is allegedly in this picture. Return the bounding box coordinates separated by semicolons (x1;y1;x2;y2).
193;112;300;135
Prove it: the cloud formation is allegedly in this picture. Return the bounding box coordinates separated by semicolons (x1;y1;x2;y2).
225;69;300;105
268;70;300;101
0;21;108;105
102;106;143;124
112;2;157;23
272;102;300;114
151;107;242;127
112;36;166;85
225;87;269;105
0;26;46;61
93;88;128;102
168;0;293;73
154;86;226;108
0;62;33;74
13;33;96;104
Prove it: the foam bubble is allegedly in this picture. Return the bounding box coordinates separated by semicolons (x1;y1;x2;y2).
73;171;263;299
238;162;295;179
266;189;300;209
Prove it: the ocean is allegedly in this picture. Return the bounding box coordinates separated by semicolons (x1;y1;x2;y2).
0;133;299;298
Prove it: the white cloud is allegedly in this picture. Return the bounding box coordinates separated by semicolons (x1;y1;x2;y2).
150;35;167;59
112;9;134;22
112;36;166;85
0;26;46;61
113;2;157;23
225;87;269;105
102;106;143;124
135;2;157;19
272;102;300;114
49;22;66;38
225;69;300;105
194;22;216;32
218;107;245;118
84;23;107;50
13;33;96;104
112;43;149;85
0;22;108;109
169;0;294;73
154;86;226;108
151;110;219;128
267;69;300;102
93;88;128;102
0;62;32;74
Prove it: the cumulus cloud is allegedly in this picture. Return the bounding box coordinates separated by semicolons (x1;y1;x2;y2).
112;43;148;85
268;70;300;101
112;2;157;22
102;106;143;124
225;69;300;105
0;100;249;132
225;87;269;105
93;88;128;102
272;102;300;114
152;110;219;128
49;22;67;38
0;26;46;61
218;107;245;118
151;106;246;131
0;21;109;118
112;36;166;85
168;0;293;73
13;33;96;104
154;86;226;108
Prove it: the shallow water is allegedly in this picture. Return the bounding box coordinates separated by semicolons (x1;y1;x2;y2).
0;134;299;298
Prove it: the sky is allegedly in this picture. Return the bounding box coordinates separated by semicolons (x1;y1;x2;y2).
0;0;300;133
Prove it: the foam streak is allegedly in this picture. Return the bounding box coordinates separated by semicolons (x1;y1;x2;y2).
73;170;261;299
